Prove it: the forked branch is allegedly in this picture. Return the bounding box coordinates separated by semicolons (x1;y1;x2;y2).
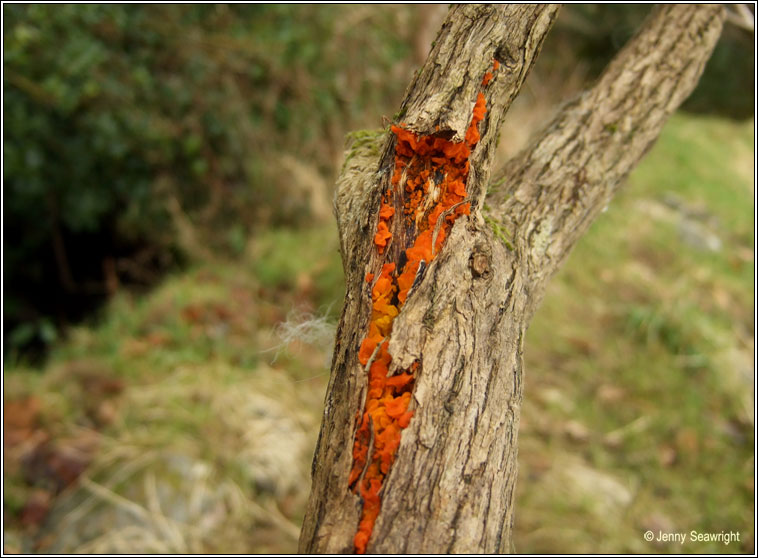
485;5;725;312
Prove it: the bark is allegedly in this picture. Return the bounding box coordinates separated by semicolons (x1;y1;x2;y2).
299;4;724;554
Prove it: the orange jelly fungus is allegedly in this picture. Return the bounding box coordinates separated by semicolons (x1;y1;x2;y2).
350;62;496;554
481;60;499;87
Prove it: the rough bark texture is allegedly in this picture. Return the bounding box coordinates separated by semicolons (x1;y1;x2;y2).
299;4;723;554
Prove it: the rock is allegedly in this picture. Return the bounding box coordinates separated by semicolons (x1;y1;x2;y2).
678;219;722;252
634;195;723;253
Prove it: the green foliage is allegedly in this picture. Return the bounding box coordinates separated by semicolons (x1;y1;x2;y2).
3;4;413;354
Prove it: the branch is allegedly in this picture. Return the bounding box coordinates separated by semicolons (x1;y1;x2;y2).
485;4;725;308
725;4;754;32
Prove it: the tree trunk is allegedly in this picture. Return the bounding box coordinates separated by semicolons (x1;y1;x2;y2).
299;4;724;554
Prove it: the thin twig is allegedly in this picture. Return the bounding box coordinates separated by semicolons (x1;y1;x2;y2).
79;476;152;522
356;415;376;495
725;4;754;31
364;337;385;374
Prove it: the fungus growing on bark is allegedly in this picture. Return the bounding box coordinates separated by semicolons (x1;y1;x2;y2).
351;60;497;554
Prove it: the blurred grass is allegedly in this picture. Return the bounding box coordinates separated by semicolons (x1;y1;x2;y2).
3;65;754;558
516;113;754;553
3;227;340;552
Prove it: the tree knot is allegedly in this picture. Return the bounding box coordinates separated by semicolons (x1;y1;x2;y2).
470;251;491;278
